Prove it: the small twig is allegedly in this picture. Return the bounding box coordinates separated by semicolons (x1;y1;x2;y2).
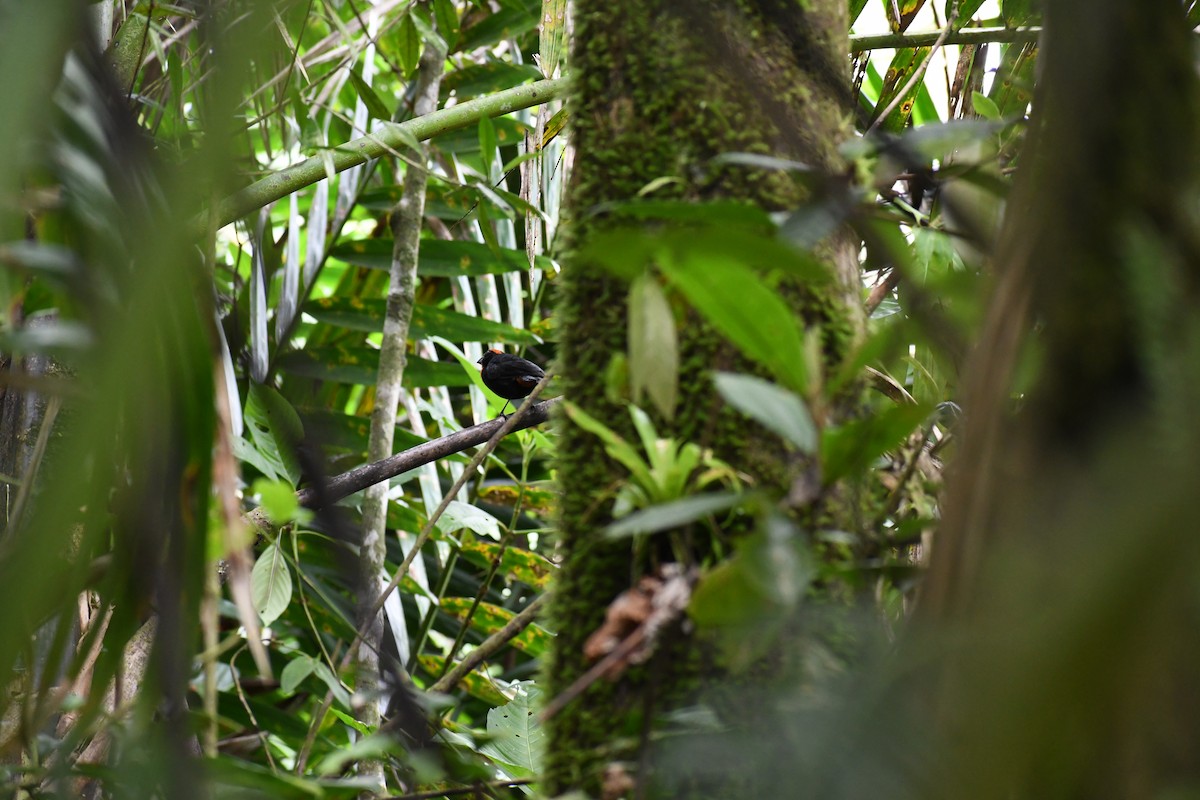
865;269;901;314
867;12;959;134
428;593;548;694
850;25;1040;52
539;627;647;723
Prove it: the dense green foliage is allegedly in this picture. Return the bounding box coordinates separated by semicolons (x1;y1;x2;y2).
6;0;1199;798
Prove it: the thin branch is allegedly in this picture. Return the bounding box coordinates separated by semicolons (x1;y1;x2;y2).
209;78;567;227
868;13;959;134
849;26;1041;52
428;593;548;695
295;397;561;509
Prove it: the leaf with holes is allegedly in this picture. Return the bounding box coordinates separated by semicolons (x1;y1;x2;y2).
481;683;545;775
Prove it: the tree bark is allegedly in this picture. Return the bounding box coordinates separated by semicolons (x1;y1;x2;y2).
545;1;859;794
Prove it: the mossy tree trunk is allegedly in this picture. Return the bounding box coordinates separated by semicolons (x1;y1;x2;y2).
545;1;861;794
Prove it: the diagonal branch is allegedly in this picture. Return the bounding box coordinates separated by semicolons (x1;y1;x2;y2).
210;78;566;227
294;396;561;510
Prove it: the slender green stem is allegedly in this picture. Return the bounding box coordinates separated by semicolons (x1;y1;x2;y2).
210;78;567;227
850;26;1041;52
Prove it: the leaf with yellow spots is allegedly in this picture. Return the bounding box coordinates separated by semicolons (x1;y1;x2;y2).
458;539;556;589
886;0;928;32
440;598;553;656
870;47;930;132
418;654;508;706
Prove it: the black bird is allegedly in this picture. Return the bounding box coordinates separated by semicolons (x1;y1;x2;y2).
477;349;545;416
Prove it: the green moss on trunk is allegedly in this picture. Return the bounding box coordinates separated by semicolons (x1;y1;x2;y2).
546;1;862;794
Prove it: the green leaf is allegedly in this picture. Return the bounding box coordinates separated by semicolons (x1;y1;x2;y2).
252;477;311;525
821;403;932;483
479;115;499;177
458;540;555;588
251;544;293;627
713;372;817;453
660;256;809;396
481;683;545;774
242;383;304;486
628;274;678;419
689;515;813;667
331;238;553;276
438;501;502;540
539;0;567;76
395;13;421;78
433;0;460;49
562;402;657;494
972;90;1001;121
872;47;928;132
441;599;552;656
347;67;392;121
304;297;539;344
849;0;869;26
280;654;315;695
433;116;530;154
606;492;745;538
456;1;540;53
946;0;987;21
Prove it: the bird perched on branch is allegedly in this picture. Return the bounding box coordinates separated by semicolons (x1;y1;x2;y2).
477;349;545;416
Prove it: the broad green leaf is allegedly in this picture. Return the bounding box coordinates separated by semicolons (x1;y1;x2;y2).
251;543;293;627
606;491;745;538
946;0;987;21
433;0;460;49
348;67;392;121
242;383;304;486
562;402;657;493
316;734;398;776
252;477;311;525
713;372;817;453
821;403;932;483
207;756;327;796
849;0;869;27
988;41;1037;118
311;660;353;710
628;273;678;419
481;684;545;774
689;519;813;667
972;90;1001;121
660;256;809;396
394;13;421;77
438;501;502;540
433;116;529;153
280;654;316;695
